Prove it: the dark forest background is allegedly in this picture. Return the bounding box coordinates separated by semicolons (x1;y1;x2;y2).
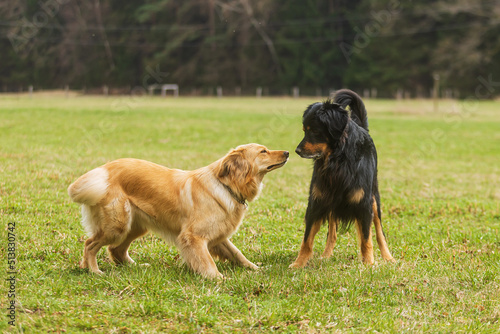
1;0;500;97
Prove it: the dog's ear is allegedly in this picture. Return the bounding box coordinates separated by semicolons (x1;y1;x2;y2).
217;149;261;202
218;151;251;181
319;104;349;142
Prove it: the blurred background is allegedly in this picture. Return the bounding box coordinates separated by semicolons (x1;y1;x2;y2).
1;0;500;98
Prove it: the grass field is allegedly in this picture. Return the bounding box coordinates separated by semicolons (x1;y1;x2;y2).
1;95;499;333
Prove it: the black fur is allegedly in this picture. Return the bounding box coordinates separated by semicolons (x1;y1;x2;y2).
334;89;369;130
295;89;382;244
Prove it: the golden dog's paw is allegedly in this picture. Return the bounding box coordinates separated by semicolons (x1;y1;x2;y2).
203;272;225;280
289;261;306;269
246;262;259;270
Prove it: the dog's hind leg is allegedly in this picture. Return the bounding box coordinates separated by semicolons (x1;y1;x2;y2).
289;219;322;268
79;205;107;274
82;233;110;275
372;197;394;262
210;239;258;270
106;200;146;265
108;223;147;265
178;232;222;279
81;198;132;274
354;216;374;265
321;217;337;259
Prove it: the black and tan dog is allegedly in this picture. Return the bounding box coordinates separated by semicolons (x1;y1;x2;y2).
290;89;394;268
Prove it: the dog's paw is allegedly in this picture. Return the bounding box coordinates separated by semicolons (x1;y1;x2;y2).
79;259;88;269
320;251;334;260
289;261;306;269
246;262;259;270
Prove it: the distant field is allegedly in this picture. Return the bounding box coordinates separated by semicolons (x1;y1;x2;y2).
1;95;499;332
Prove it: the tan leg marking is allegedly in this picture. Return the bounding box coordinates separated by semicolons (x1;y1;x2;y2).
355;220;374;265
372;200;395;262
321;218;337;259
289;221;322;268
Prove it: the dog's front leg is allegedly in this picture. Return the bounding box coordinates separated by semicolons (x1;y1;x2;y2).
210;239;258;270
290;202;323;268
289;220;321;268
177;232;223;279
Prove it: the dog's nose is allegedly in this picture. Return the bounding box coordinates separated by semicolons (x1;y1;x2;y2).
295;147;302;155
284;151;289;158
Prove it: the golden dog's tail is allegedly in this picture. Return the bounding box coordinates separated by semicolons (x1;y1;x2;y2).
68;167;109;206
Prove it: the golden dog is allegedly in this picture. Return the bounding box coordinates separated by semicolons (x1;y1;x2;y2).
68;144;289;278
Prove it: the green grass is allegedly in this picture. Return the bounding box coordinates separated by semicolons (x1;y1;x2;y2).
1;95;499;333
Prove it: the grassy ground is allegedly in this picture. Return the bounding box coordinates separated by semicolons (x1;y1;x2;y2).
1;95;499;333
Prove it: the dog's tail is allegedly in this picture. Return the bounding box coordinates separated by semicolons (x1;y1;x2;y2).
333;89;369;130
68;167;109;206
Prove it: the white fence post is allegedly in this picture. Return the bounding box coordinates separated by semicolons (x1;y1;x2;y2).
161;84;179;97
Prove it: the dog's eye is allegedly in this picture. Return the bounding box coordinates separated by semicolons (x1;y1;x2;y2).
260;149;267;154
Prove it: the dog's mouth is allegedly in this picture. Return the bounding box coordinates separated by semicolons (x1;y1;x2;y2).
297;152;323;160
266;159;288;171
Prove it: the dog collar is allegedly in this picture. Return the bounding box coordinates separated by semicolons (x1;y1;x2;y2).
220;183;247;208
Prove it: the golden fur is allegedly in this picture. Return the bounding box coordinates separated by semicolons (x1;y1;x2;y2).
68;144;288;278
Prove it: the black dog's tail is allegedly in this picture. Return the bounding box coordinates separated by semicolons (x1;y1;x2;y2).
333;89;369;130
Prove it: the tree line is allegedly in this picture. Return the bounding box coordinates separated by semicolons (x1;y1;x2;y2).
1;0;499;98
